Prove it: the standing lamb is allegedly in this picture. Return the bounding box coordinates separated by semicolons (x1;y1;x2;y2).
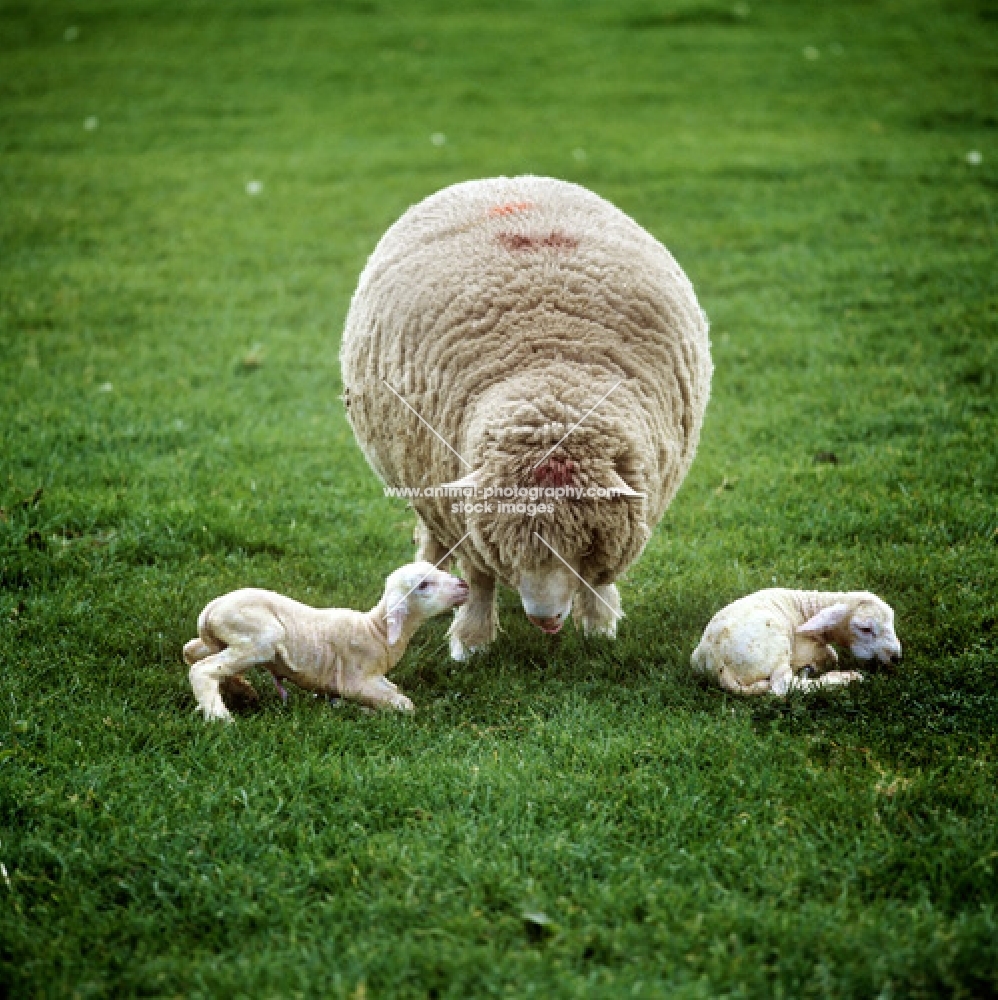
183;563;469;720
691;589;902;697
341;176;711;659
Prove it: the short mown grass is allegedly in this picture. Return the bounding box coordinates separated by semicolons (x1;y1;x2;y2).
1;0;996;996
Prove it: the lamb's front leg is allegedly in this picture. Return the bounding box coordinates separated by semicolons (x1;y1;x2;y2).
772;665;863;696
347;675;415;713
808;669;864;691
573;582;622;638
792;636;839;672
448;565;496;661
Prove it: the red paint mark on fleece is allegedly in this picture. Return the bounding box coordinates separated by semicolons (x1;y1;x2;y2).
497;232;579;251
488;201;533;217
533;458;579;488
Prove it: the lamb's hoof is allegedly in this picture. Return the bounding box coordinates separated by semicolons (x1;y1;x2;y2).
449;635;483;662
823;670;864;689
199;703;233;723
391;694;416;713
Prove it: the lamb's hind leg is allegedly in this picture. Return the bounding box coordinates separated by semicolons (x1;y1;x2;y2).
449;565;496;661
573;583;622;638
718;665;772;697
189;629;278;721
185;635;258;711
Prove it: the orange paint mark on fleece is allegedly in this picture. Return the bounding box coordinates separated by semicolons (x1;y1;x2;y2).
497;232;579;251
487;201;533;217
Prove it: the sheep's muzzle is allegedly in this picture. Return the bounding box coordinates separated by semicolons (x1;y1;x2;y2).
527;614;565;634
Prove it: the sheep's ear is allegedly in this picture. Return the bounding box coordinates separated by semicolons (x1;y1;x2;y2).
385;594;408;646
433;469;483;493
607;470;645;499
797;603;850;638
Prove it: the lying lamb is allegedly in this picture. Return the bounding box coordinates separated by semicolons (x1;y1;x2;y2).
691;589;902;697
183;563;469;721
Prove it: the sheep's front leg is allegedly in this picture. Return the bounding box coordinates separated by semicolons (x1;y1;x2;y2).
414;515;449;566
448;565;496;661
573;583;622;638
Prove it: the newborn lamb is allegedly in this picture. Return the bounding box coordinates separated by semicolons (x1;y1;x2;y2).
691;589;902;697
183;562;469;721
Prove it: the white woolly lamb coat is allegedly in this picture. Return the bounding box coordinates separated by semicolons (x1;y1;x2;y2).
340;176;711;623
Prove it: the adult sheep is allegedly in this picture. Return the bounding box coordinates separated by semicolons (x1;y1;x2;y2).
341;176;711;660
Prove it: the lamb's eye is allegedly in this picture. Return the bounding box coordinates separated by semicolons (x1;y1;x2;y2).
417;581;431;592
858;624;875;635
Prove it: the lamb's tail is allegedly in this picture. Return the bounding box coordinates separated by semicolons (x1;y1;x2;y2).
183;599;223;666
197;600;214;635
690;638;708;675
183;638;210;666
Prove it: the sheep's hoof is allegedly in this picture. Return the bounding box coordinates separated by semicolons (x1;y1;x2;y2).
449;635;482;662
581;619;617;639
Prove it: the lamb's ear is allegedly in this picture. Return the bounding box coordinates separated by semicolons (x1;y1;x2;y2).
797;603;851;638
385;593;408;646
606;470;645;499
432;469;483;494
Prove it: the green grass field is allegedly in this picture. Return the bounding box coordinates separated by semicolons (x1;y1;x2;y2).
2;0;997;995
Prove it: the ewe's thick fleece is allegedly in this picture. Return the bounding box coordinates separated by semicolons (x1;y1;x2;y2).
341;176;711;587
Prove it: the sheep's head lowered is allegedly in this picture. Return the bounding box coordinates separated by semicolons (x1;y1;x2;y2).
438;383;650;633
341;175;712;658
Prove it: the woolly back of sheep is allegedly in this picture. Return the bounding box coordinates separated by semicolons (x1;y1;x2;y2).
341;176;711;585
